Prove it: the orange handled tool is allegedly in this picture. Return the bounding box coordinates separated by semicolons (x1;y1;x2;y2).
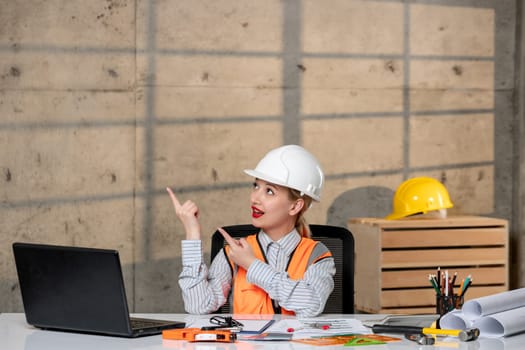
162;328;236;342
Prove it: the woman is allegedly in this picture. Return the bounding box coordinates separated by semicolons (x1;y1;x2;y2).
167;145;335;317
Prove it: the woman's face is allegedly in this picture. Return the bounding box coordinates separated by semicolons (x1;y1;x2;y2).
249;179;301;236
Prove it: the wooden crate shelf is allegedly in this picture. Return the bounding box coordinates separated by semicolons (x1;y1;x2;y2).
348;216;509;314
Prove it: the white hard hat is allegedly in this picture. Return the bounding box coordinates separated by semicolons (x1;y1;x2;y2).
244;145;324;201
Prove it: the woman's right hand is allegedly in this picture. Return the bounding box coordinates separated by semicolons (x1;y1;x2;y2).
166;187;201;240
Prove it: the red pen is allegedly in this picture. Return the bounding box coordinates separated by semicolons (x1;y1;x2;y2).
310;322;331;330
287;327;304;333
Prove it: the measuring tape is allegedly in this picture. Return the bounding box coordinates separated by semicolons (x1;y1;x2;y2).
162;328;236;343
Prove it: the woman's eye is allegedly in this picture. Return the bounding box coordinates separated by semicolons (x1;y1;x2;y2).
252;182;259;190
266;188;274;195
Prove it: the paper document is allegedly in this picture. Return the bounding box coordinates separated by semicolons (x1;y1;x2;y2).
267;318;369;339
439;288;525;338
462;288;525;319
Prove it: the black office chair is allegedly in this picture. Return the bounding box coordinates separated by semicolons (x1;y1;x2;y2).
210;224;355;314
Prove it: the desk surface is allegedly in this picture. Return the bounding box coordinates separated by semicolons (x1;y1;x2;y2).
1;313;523;350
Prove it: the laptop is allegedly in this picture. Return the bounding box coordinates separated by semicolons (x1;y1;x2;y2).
12;242;185;337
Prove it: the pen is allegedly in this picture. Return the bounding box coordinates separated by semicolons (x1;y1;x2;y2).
287;327;303;333
302;322;332;330
314;323;331;330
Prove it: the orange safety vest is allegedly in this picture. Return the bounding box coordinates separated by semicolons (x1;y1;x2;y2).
224;234;332;315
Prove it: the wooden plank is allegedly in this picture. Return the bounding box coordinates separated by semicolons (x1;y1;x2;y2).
355;305;382;314
380;286;507;308
349;216;507;229
351;222;382;312
381;247;507;268
357;305;439;315
379;307;436;314
381;228;507;248
381;266;507;288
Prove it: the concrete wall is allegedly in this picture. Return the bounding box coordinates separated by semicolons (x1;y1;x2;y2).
1;0;522;313
517;0;525;296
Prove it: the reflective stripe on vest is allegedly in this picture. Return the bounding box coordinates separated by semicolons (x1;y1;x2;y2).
224;234;332;315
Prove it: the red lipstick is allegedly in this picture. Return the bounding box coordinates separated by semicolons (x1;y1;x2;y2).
251;206;263;218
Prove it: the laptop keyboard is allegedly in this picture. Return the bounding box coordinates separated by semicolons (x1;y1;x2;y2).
130;317;171;330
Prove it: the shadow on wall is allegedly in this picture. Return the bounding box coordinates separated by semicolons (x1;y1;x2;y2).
124;256;185;313
124;251;211;313
326;186;394;228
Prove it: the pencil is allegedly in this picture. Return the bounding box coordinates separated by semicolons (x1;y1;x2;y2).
451;272;457;288
461;279;473;296
429;275;441;295
458;278;465;296
460;275;472;296
431;274;439;290
445;270;449;297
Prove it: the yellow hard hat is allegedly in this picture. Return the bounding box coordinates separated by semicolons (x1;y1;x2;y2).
386;177;453;220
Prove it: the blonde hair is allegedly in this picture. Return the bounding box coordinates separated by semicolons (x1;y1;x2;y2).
288;188;314;238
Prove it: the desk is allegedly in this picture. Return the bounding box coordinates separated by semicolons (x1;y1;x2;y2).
1;313;524;350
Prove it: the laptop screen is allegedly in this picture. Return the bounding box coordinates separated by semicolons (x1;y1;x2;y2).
13;243;136;336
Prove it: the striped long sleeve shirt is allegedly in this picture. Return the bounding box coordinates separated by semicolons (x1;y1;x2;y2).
178;228;335;317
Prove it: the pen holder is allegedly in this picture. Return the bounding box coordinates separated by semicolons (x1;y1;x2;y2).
436;294;464;322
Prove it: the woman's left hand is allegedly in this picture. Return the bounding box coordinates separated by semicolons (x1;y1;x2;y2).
218;227;256;270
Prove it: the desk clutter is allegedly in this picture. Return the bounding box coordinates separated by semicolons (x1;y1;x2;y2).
161;314;494;346
163;316;403;345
